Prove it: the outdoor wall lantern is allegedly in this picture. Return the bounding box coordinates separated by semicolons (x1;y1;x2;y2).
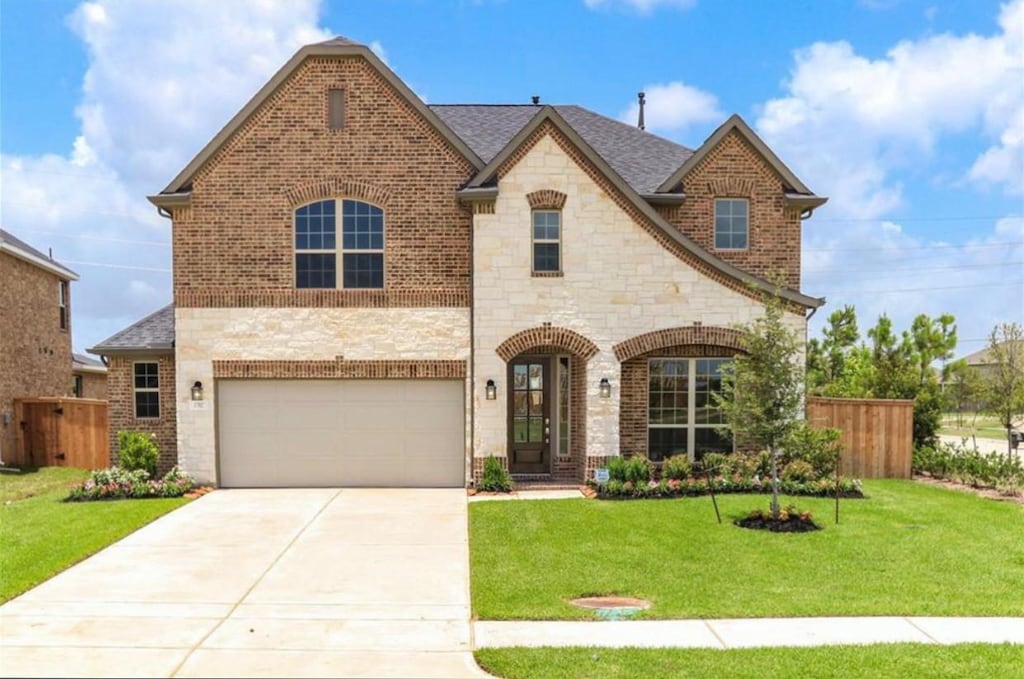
485;379;497;400
599;378;612;398
191;381;204;401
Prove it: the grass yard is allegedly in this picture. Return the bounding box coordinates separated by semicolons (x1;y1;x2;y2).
475;644;1024;679
469;480;1024;620
940;412;1009;440
0;467;189;603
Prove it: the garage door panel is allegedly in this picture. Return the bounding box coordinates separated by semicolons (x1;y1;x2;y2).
218;379;464;488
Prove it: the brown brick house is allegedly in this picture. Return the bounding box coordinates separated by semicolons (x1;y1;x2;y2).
90;36;826;486
0;229;79;463
72;353;108;400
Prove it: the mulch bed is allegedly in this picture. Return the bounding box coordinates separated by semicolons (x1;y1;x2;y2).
913;474;1023;506
734;513;821;533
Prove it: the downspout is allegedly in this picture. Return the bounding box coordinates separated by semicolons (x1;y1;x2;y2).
468;199;476;489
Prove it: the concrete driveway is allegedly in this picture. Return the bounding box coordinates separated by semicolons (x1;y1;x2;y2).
0;489;488;678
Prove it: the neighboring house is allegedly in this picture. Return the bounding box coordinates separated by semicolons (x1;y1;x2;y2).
957;341;1024;382
89;37;826;488
0;228;79;463
72;353;108;400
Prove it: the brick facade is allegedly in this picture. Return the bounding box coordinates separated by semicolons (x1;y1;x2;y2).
526;189;568;210
74;371;108;400
212;359;465;379
666;129;803;289
171;56;474;308
106;354;177;474
0;253;73;462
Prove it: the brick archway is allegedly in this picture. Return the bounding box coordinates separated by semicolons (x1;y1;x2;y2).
613;326;746;362
496;326;599;362
284;176;392;208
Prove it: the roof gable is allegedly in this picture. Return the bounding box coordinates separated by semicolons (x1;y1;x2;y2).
656;114;813;195
462;107;822;309
155;39;483;199
0;228;79;280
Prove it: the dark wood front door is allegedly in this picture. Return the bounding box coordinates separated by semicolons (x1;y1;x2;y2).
508;357;552;474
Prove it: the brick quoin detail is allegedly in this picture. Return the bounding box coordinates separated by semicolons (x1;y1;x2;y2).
284;177;392;208
472;201;495;215
496;121;802;308
213;359;466;380
526;189;567;210
495;326;599;362
613;326;746;362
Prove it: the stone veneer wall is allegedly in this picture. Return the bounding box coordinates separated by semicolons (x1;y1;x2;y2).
0;253;73;462
106;354;177;473
472;132;807;481
176;307;470;485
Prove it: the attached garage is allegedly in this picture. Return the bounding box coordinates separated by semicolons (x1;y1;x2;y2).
217;379;465;488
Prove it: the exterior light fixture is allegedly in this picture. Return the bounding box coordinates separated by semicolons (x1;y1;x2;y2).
599;378;612;398
191;381;204;401
485;379;497;400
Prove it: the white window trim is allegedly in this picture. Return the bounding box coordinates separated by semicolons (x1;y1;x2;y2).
648;356;734;461
713;197;749;252
294;199;386;289
554;355;571;459
132;361;160;420
531;210;562;273
58;280;68;330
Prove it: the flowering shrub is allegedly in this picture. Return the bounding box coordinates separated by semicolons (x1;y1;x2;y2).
66;466;195;502
914;440;1023;495
589;473;862;499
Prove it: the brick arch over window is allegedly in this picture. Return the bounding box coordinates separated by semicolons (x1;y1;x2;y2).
707;177;755;197
613;326;746;362
496;326;599;362
526;190;567;210
284;177;392;209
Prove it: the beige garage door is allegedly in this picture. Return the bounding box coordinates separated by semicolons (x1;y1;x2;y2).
217;379;465;488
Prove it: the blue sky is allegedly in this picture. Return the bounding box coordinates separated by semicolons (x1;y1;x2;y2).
2;0;1021;354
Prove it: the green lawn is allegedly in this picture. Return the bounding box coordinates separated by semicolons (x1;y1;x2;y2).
940;412;1009;440
469;480;1024;620
0;467;189;603
475;644;1024;679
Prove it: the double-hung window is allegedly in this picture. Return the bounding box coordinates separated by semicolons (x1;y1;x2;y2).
295;199;384;289
134;362;160;419
648;357;733;461
531;210;561;273
59;280;68;330
714;198;748;250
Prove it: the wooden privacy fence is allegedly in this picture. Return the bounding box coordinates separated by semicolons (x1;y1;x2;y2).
11;398;109;469
806;396;914;479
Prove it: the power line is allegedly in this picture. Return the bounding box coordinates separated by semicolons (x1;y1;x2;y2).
1;200;159;222
7;228;169;247
804;240;1022;253
825;280;1023;295
60;260;170;273
807;260;1024;276
811;215;1015;223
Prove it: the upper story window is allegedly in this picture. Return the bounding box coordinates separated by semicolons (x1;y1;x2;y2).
59;280;68;330
295;199;384;289
714;198;748;250
532;210;561;273
133;362;160;419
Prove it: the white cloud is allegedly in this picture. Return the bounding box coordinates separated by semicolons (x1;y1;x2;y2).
757;0;1024;215
584;0;696;14
1;0;331;351
968;103;1024;194
369;40;389;66
618;82;722;135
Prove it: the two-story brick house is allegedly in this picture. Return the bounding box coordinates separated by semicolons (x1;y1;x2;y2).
90;37;825;487
0;229;79;463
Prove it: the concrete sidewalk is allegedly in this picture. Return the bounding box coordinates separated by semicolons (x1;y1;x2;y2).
475;617;1024;649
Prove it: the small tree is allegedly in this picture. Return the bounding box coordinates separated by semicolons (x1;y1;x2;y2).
714;292;804;520
981;322;1024;457
944;359;981;427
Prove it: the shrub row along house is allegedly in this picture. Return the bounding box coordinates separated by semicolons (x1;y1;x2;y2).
88;37;826;488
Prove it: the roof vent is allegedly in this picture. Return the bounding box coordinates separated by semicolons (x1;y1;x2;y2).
531;95;540;105
637;92;646;130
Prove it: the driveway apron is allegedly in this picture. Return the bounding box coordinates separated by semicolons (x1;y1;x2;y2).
0;488;487;678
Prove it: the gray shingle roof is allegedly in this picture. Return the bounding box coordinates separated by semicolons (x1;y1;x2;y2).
429;104;693;194
88;304;174;354
0;228;78;279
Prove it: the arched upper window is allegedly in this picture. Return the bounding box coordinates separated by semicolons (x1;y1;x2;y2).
295;199;384;289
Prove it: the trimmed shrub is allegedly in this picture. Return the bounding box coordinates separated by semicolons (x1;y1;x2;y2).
661;455;691;481
913;440;1023;495
700;452;732;476
607;456;629;482
478;455;513;492
623;454;653;484
784;423;842;477
116;431;159;477
781;459;816;484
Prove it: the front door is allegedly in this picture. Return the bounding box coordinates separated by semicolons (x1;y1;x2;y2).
508;357;551;474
